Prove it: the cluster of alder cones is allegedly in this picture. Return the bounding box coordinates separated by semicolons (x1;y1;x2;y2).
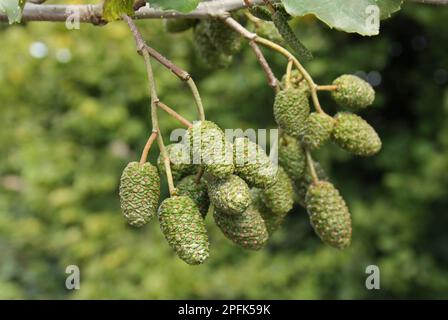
119;63;380;264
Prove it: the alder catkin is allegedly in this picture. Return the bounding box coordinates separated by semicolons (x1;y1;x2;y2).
278;133;306;182
158;196;210;265
260;166;294;216
332;112;382;156
207;175;251;216
213;204;269;250
305;181;352;249
332;74;375;110
204;18;242;55
300;112;335;150
193;21;232;68
233;137;277;188
119;162;160;227
176;175;210;218
273;88;310;138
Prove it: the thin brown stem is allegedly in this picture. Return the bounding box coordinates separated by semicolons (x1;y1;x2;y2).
139;131;158;164
195;167;204;184
125;14;176;195
316;85;338;91
156;101;193;127
249;40;279;89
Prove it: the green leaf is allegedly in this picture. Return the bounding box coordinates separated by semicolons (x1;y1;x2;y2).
0;0;24;24
103;0;134;22
282;0;402;36
148;0;200;13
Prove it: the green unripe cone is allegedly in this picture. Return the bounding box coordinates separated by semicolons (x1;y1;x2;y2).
157;143;196;183
158;196;210;265
207;175;251;215
176;175;209;218
305;181;352;249
260;166;294;216
278;133;306;182
301;112;335;150
294;161;328;207
163;18;197;33
281;70;310;96
119;162;160;227
204;18;242;55
251;189;285;236
273;88;310;138
193;21;232;68
332;74;375;110
332;112;382;156
234;137;277;188
213;204;269;250
185;120;234;179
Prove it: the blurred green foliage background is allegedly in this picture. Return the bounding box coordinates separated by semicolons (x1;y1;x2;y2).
1;2;448;299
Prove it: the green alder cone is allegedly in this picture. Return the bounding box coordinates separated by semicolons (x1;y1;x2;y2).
233;137;277;188
185;120;234;179
254;21;285;45
163;18;197;33
271;10;313;62
332;112;382;156
193;21;232;69
300;112;335;150
260;166;294;216
158;196;210;265
278;133;306;182
119;162;160;227
305;181;352;249
251;189;286;236
213;204;269;250
294;161;328;207
157;143;196;183
176;175;209;218
207;175;251;215
332;74;375;110
204;18;242;56
280;70;310;96
273;88;310;138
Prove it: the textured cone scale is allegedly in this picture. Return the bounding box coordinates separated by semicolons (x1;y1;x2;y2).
204;18;242;55
193;21;232;68
332;112;382;156
274;88;310;138
158;196;210;265
301;112;335;150
281;70;310;96
119;162;160;227
294;161;328;207
332;74;375;110
251;189;286;236
305;181;352;249
207;175;251;215
176;175;210;218
233;137;277;188
213;204;269;250
261;166;294;216
278;133;306;182
185;120;234;179
163;18;197;33
157;143;196;183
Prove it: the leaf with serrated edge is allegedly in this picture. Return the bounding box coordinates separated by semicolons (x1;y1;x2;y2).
282;0;402;36
148;0;200;13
